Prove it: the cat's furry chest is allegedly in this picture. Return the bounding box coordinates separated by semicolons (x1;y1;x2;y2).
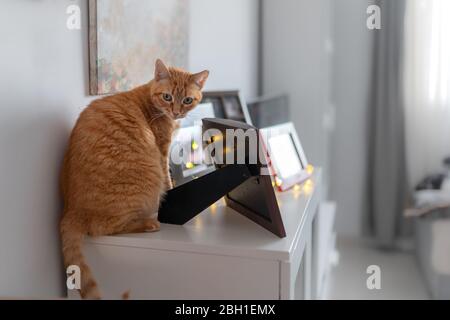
150;118;177;156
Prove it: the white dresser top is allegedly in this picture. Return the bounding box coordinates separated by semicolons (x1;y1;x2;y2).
86;169;322;261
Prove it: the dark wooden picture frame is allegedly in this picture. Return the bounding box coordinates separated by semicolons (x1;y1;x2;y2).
201;90;253;125
203;118;286;238
246;93;290;128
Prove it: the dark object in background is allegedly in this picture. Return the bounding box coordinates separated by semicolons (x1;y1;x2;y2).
200;91;291;129
416;174;446;191
201;91;251;124
416;156;450;190
247;94;290;128
444;156;450;168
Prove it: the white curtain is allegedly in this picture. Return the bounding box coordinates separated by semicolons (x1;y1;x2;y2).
403;0;450;188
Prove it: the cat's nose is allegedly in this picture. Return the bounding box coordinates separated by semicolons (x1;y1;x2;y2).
173;112;182;119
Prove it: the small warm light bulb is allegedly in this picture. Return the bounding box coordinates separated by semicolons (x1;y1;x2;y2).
212;135;222;142
293;184;302;199
191;141;199;150
306;164;315;175
210;202;217;215
195;217;203;228
275;177;283;187
185;162;194;169
223;147;232;154
303;179;314;195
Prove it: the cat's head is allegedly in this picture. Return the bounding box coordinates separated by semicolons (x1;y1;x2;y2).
150;59;209;120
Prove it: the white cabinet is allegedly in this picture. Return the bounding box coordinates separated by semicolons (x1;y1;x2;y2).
312;201;337;299
69;170;331;299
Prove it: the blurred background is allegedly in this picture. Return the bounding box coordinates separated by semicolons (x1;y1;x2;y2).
1;0;449;299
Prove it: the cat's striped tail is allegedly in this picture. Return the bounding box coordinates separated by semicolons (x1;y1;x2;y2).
60;216;101;299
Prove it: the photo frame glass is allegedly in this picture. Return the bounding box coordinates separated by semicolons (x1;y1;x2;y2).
247;94;290;128
260;122;310;191
169;91;251;187
169;102;215;187
268;134;304;180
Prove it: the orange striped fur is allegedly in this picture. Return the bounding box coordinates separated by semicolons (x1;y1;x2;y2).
60;60;209;299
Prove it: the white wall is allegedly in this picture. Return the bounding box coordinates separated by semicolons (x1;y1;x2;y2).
329;0;376;236
261;0;334;194
0;0;259;298
190;0;259;99
261;0;377;237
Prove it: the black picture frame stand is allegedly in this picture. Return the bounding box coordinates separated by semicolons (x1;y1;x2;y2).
158;164;259;225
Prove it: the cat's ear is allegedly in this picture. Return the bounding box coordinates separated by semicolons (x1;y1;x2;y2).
192;70;209;89
155;59;170;81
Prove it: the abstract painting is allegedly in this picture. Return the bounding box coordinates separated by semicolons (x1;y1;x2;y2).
89;0;189;95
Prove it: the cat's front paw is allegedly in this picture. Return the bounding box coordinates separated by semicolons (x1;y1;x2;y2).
145;219;160;232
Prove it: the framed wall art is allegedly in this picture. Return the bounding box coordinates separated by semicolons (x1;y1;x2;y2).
89;0;189;95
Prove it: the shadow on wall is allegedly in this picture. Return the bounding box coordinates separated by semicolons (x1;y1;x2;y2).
0;110;74;297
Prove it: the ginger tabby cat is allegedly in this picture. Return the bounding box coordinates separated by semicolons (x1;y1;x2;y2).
60;59;209;299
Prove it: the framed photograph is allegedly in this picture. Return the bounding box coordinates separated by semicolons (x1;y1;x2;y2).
201;90;253;125
169;102;216;187
169;91;252;187
260;122;310;192
246;93;290;128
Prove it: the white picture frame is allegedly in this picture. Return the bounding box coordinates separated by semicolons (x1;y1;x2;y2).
260;122;310;191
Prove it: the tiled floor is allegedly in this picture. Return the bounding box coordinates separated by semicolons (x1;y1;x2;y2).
325;237;430;300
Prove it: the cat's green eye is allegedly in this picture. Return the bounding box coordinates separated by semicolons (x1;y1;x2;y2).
183;97;194;105
162;93;173;102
